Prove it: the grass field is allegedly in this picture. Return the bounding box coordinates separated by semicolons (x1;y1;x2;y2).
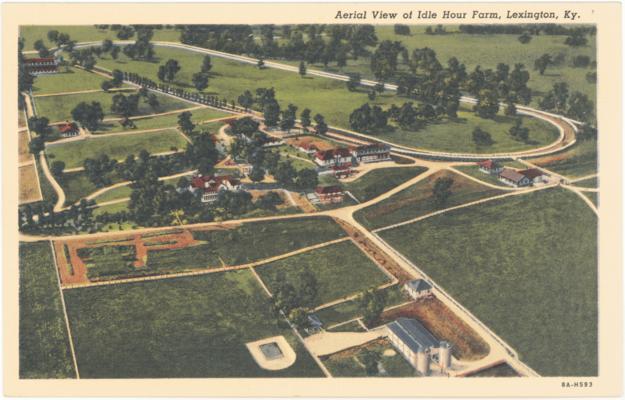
58;170;120;206
94;106;230;134
454;165;512;188
574;176;598;188
31;67;111;94
584;191;598;207
533;139;598;178
19;130;32;164
34;155;58;206
345;166;428;202
379;188;597;376
63;269;323;377
19;164;42;203
321;338;415;377
33;89;192;123
354;170;504;230
93;184;132;204
20;25;180;50
46;129;187;169
19;241;75;378
255;240;390;306
93;200;130;216
372;105;559;153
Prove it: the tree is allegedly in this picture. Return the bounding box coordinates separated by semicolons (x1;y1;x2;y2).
47;30;59;43
185;131;219;174
346;73;361;91
432;176;454;208
28;116;50;136
28;136;45;154
394;24;411;35
296;269;318;308
249;166;265;182
50;160;65;177
274;161;296;185
567;92;594;122
71;101;104;131
263;100;281;127
177;111;195;135
474;89;500;119
230;117;259;137
472;127;493;146
370;40;403;81
33;40;50;58
300;108;312;131
237;90;254;111
257;191;282;210
257;58;265;69
101;80;113;92
534;54;552;75
358;288;386;327
517;32;532;44
298;61;307;77
110;46;120;60
157;59;180;82
201;55;212;73
360;349;381;376
147;94;160;110
280;104;298;132
101;39;114;53
509;118;529;142
313;114;328;135
288;308;309;330
296;168;318;190
565;31;587;47
111;69;124;86
111;93;140;119
116;25;135;40
192;72;209;91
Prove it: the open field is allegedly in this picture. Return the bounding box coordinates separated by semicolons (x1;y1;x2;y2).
19;242;75;378
379;188;597;376
46;129;187;169
372;105;559;153
466;363;521;377
354;169;504;230
20;26;181;50
93;200;130;217
531;139;597;178
321;338;415;377
58;170;124;206
378;298;490;361
33;89;192;123
32;67;111;94
63;269;323;377
454;165;512;188
94;106;230;134
574;176;598;188
94;184;132;204
345;166;428;202
55;217;347;284
19;130;32;164
584;191;598;207
256;240;391;306
19;164;42;204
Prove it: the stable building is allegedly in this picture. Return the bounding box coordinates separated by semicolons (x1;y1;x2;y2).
23;57;59;75
57;121;79;137
190;174;241;203
314;148;353;167
404;279;433;300
386;318;451;375
498;168;531;187
476;159;503;175
519;168;547;184
351;143;391;163
314;185;345;204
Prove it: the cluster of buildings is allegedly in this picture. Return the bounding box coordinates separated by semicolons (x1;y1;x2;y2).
477;159;548;187
313;143;391;171
23;57;59;75
186;174;242;203
57;121;80;137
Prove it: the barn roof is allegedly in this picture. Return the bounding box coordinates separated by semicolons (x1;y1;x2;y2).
499;168;527;183
405;279;432;293
387;318;439;353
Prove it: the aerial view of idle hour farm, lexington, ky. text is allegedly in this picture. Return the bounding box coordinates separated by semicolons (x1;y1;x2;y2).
18;23;598;379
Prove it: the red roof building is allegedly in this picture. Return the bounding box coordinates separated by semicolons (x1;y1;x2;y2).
519;168;546;182
477;159;503;174
57;121;79;137
24;57;58;75
190;175;241;203
314;148;353;167
314;185;345;204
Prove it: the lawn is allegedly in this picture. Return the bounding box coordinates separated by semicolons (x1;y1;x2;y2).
46;129;187;169
574;176;598;188
19;25;181;50
584;191;598;207
93;200;130;216
19;241;76;378
453;165;512;188
19;164;41;203
31;67;111;94
33;89;192;123
321;338;415;377
371;105;559;153
379;188;597;376
94;106;229;134
93;184;132;204
58;170;122;206
345;166;428;202
532;139;598;178
63;269;323;377
255;240;391;306
354;169;504;230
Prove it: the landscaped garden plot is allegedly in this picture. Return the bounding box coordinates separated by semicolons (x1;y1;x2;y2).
19;164;42;204
354;170;504;230
19;241;75;379
378;298;490;361
255;240;391;307
33;89;192;122
63;269;323;378
94;106;230;134
531;139;597;178
345;166;428;202
77;245;138;281
370;105;559;153
321;338;415;377
31;67;111;94
46;129;187;169
378;188;597;376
